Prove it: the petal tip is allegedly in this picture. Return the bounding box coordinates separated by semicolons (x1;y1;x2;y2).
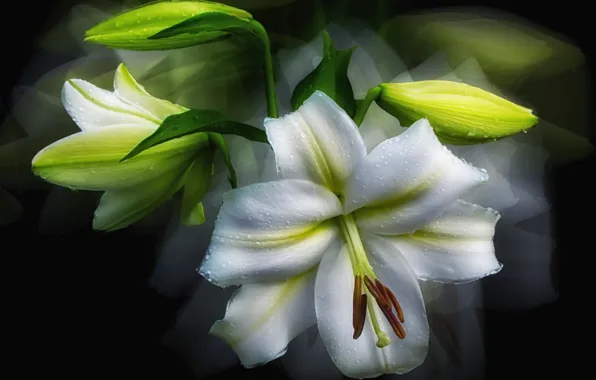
60;80;76;104
30;149;44;169
309;90;330;101
65;78;86;88
302;90;342;112
410;117;432;132
116;62;127;73
198;255;233;288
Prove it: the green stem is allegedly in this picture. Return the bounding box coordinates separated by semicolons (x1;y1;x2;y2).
353;86;382;126
251;20;279;118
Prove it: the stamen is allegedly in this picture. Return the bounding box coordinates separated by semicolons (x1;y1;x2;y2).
352;275;362;329
375;279;391;305
363;276;387;308
366;276;406;340
353;294;367;339
383;285;405;323
337;212;406;346
379;305;406;339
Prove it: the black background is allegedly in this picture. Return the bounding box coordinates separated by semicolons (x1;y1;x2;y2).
2;0;593;379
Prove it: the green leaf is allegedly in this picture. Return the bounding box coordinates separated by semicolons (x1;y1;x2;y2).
181;149;215;226
120;109;268;162
208;133;237;189
150;12;263;49
290;30;357;116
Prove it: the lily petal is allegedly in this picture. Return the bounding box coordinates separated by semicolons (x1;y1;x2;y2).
264;91;367;194
383;200;502;283
113;63;187;121
315;236;429;379
32;125;207;190
344;119;488;235
200;179;342;286
62;78;159;130
93;166;187;231
210;269;317;368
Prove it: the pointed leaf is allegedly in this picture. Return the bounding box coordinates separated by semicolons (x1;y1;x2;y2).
150;12;263;49
120;109;268;162
181;148;215;225
208;133;237;189
291;30;357;116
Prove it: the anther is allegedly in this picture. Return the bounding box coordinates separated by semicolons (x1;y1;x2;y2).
363;276;387;308
353;294;367;339
383;285;404;323
375;279;391;305
364;275;406;340
379;306;406;339
352;275;362;329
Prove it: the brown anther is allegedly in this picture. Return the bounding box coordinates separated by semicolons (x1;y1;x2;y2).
383;286;405;323
352;275;362;329
375;279;391;306
363;276;387;308
353;294;367;339
379;306;406;339
357;275;407;341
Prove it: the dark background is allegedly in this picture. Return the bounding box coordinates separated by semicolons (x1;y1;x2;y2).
2;0;593;379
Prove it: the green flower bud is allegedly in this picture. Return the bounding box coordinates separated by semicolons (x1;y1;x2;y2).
376;80;538;144
85;1;252;50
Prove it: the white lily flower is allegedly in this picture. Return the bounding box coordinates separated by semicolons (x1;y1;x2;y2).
31;63;209;231
199;91;501;378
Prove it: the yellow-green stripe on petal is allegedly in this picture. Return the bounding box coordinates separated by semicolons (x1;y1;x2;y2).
32;125;208;191
376;80;538;144
200;179;342;286
113;64;187;121
62;79;160;130
209;269;317;368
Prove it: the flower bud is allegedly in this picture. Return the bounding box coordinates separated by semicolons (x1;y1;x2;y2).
377;80;538;144
85;1;252;50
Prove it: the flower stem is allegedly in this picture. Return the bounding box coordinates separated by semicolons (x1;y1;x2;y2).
251;20;279;118
353;86;382;126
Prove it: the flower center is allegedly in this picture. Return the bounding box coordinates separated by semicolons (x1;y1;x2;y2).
337;213;406;348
